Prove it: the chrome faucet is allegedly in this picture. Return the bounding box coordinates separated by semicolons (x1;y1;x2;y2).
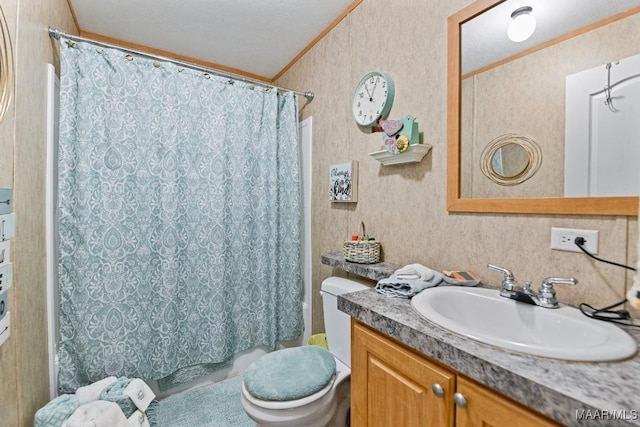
487;264;578;309
487;264;518;298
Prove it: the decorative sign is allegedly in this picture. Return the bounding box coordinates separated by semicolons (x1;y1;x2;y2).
329;161;358;202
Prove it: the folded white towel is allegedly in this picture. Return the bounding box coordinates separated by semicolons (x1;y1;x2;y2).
127;410;151;427
394;263;435;281
67;401;129;427
376;271;444;298
75;376;118;405
124;379;156;412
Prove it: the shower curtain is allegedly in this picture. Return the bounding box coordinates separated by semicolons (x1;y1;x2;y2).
56;38;303;392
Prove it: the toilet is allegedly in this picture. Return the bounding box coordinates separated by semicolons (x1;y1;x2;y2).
241;276;369;427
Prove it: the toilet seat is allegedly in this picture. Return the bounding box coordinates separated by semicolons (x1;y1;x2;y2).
243;346;337;402
242;358;350;410
242;376;334;410
241;277;367;427
240;357;351;427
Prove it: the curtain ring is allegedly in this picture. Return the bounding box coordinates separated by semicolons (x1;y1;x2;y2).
125;54;134;61
203;73;210;79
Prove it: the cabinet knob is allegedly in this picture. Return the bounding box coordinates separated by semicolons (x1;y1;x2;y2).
431;383;444;398
453;392;467;408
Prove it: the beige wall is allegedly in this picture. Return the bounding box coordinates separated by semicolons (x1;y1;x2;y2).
0;0;76;425
276;0;639;334
462;13;640;199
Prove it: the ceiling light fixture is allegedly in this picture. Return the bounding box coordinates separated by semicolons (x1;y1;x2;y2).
507;6;536;43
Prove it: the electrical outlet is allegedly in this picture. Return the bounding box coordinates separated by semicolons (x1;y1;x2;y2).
550;227;598;254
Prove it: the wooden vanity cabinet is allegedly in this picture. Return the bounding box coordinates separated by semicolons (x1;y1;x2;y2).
454;375;560;427
351;320;560;427
351;319;456;426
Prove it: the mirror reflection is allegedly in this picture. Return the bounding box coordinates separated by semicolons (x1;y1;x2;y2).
459;0;640;200
479;134;542;188
491;144;529;179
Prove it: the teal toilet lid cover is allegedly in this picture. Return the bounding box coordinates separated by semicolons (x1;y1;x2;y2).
243;346;336;401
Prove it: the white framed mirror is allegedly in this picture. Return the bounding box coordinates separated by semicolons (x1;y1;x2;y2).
447;0;640;215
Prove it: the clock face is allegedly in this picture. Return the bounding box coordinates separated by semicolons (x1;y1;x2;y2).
352;71;394;127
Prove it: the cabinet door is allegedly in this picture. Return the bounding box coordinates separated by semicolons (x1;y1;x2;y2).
352;320;456;427
455;376;561;427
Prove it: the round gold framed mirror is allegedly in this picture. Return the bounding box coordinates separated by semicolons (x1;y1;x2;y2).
480;133;542;186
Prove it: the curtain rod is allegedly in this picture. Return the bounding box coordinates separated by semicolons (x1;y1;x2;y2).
48;27;314;101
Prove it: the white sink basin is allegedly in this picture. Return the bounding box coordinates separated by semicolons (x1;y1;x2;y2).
411;286;638;362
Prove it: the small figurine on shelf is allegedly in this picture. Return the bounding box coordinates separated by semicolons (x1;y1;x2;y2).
378;115;420;154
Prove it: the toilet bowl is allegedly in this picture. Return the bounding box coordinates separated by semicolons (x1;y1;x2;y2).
240;276;369;427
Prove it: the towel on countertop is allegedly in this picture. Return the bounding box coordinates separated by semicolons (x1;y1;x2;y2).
75;376;117;405
394;263;435;281
66;401;129;427
376;264;443;298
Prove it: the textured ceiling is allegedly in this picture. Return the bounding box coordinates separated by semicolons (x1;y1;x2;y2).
69;0;356;80
68;1;640;80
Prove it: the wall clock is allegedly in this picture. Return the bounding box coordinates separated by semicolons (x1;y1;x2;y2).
351;70;395;128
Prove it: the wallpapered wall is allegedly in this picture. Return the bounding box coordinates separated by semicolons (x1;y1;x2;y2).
0;0;76;425
275;0;639;334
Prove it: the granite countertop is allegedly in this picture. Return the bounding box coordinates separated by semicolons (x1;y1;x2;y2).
322;251;401;281
323;253;640;426
339;288;640;427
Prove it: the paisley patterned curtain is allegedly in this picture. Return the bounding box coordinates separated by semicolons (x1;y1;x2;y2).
57;39;303;392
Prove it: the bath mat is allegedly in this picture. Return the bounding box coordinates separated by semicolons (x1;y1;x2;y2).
153;375;255;427
157;360;232;393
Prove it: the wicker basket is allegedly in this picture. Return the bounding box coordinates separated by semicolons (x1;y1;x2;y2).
343;222;381;264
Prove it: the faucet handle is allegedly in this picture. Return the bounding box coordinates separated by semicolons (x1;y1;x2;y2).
538;277;578;308
487;264;514;279
541;277;578;290
487;264;516;293
487;264;516;298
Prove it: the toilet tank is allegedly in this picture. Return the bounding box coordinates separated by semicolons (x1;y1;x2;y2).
320;277;370;367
